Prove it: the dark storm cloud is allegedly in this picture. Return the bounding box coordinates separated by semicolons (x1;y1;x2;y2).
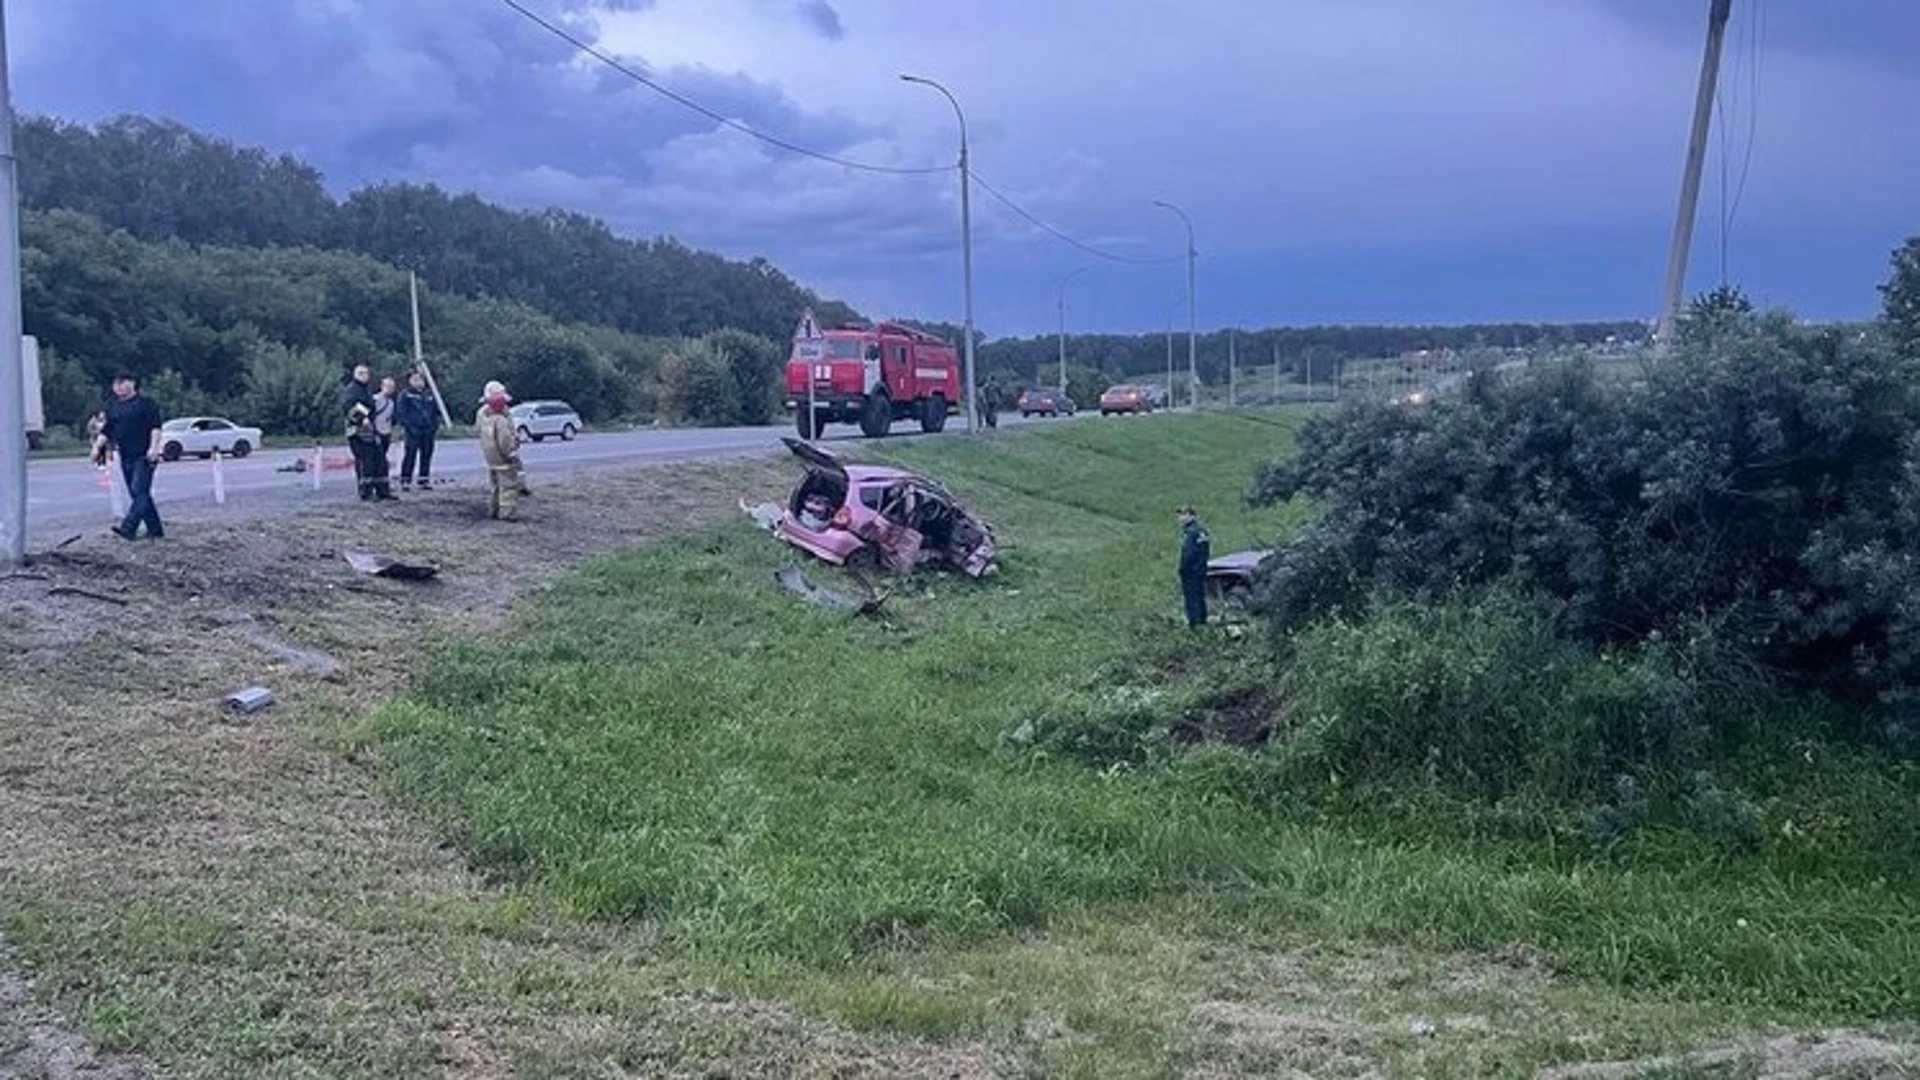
10;0;883;202
795;0;846;40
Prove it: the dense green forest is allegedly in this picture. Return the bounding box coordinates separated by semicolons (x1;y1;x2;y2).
18;113;1663;435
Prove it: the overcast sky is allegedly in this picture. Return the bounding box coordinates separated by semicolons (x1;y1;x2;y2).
11;0;1918;337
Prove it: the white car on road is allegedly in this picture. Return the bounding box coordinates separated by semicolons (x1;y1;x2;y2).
160;416;264;460
510;400;583;442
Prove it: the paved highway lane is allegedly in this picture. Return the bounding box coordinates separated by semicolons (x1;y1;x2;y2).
19;412;1072;548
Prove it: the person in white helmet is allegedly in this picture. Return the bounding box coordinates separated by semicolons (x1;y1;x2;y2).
475;380;524;520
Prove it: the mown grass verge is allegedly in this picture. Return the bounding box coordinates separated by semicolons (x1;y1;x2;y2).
364;408;1918;1051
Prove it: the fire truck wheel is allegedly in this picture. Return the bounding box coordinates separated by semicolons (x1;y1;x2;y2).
795;409;821;440
920;393;948;434
859;391;892;438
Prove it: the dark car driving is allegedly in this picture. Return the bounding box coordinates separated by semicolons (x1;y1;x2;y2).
1016;388;1078;418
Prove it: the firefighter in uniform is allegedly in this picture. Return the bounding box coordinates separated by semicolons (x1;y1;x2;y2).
476;380;524;520
1178;505;1211;627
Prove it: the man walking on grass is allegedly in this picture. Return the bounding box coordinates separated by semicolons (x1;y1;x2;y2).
1177;505;1211;627
94;373;165;540
476;380;524;521
395;370;440;490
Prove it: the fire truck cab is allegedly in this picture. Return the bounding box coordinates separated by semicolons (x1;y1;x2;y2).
785;321;960;440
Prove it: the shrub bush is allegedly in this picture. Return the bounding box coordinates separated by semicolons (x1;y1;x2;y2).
1276;590;1707;801
1251;288;1920;746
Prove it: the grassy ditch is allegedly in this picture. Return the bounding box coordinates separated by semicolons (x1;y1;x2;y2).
364;408;1918;1058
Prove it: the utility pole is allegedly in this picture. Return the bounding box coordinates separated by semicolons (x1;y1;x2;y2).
0;2;26;566
1655;0;1733;348
409;272;454;428
1228;329;1237;408
1056;266;1087;393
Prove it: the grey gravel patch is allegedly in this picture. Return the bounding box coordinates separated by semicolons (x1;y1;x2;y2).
0;937;152;1080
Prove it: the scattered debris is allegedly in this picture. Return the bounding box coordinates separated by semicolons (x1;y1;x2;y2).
223;686;275;715
46;586;129;607
244;631;340;677
341;550;440;581
767;437;999;578
740;498;785;532
1408;1017;1436;1038
775;564;888;616
276;458;309;473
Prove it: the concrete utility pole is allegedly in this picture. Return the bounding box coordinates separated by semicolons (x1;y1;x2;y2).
1655;0;1733;348
0;2;26;566
409;272;454;428
901;74;977;433
1154;200;1197;408
1056;266;1087;392
1228;329;1237;408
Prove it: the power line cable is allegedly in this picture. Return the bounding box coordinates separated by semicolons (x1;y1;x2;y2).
970;172;1184;265
497;0;952;175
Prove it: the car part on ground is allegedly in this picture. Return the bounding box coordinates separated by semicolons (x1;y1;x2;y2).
767;438;999;578
773;564;889;616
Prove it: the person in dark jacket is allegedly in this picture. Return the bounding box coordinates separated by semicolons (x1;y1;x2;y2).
338;363;394;501
394;370;441;489
1177;505;1211;627
94;374;165;540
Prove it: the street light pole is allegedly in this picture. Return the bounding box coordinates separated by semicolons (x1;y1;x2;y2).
0;2;26;566
1153;200;1197;409
901;74;977;433
1056;266;1088;393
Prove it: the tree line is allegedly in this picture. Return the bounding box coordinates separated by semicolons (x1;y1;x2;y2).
16;111;1694;435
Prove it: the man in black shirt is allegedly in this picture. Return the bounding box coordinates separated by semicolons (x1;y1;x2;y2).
337;363;394;501
95;373;165;540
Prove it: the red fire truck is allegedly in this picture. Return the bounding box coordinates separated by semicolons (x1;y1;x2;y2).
785;320;960;439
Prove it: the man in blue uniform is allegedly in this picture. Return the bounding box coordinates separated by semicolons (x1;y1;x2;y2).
1178;505;1210;627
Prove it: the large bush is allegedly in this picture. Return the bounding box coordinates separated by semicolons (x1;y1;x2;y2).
1252;290;1920;741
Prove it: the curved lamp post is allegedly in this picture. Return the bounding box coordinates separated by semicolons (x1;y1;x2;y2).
900;73;978;433
1153;199;1197;409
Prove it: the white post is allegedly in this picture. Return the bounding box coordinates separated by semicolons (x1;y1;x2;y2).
310;443;323;490
0;3;27;565
211;449;226;506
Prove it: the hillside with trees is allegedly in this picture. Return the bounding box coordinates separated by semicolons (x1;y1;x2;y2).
16;112;1670;436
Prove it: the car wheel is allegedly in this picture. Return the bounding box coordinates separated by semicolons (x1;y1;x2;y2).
796;408;822;440
561;423;577;442
230;439;252;458
516;426;531;442
161;442;182;462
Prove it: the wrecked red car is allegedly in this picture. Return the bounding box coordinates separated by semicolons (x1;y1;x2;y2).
772;438;998;577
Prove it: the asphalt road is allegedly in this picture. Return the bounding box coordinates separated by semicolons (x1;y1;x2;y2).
21;411;1069;548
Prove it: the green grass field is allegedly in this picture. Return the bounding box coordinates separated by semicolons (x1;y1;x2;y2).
359;408;1918;1074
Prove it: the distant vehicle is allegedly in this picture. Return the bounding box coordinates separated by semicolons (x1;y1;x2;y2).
510;400;582;442
1139;384;1171;409
1016;388;1077;418
1098;384;1154;415
785;320;959;439
159;416;263;460
771;437;997;577
21;336;44;450
1206;548;1273;608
